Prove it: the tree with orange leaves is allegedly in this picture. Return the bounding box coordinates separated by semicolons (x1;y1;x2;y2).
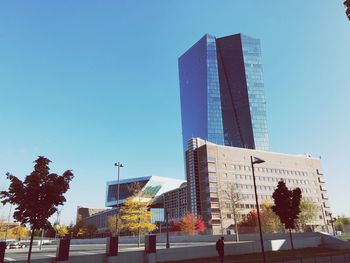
180;213;196;235
195;216;206;233
180;213;206;235
239;210;258;227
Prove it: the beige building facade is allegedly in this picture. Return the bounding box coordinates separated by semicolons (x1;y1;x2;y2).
186;138;332;235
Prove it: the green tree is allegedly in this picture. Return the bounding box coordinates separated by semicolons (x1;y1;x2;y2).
10;225;28;241
120;197;156;247
295;200;317;232
334;216;350;232
238;205;282;233
341;217;350;225
72;219;86;238
54;224;69;238
0;219;6;239
222;183;242;241
261;201;282;233
76;226;86;237
272;180;302;250
0;156;74;263
345;0;350;20
72;215;86;238
67;223;74;239
107;215;117;233
106;215;123;234
85;224;97;236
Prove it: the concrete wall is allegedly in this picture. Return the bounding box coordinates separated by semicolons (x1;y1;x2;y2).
156;241;259;262
69;232;319;245
344;225;350;234
156;236;321;262
12;232;349;263
13;250;145;263
320;233;350;250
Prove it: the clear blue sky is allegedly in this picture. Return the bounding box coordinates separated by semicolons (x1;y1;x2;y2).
0;1;349;225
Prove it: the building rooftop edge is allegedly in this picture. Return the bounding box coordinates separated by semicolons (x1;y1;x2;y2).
106;175;185;186
179;33;252;60
190;137;321;161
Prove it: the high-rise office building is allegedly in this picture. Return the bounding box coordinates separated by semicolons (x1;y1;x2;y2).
179;33;269;152
186;138;331;235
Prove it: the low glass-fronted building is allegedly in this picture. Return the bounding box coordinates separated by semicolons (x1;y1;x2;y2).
82;176;185;230
106;176;185;207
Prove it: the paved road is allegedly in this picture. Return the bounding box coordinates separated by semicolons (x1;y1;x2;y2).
4;242;217;262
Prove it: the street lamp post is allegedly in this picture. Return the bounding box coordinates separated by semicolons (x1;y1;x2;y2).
165;210;170;248
250;156;266;263
4;204;12;241
115;162;124;236
329;213;335;235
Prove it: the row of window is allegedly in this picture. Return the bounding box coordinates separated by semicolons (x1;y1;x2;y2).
221;173;316;186
217;182;317;194
164;192;186;199
218;162;309;177
211;196;321;218
167;208;187;219
211;192;321;205
164;200;187;207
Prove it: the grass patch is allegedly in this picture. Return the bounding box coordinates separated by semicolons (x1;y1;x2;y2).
340;235;350;241
164;247;350;263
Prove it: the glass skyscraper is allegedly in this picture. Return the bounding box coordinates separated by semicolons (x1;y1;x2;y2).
179;33;269;151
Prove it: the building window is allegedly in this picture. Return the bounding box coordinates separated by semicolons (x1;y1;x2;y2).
207;157;216;163
209;176;217;182
208;167;216;173
211;219;221;225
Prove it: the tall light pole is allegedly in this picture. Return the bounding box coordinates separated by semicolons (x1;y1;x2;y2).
165;210;170;248
54;207;62;240
329;212;335;236
115;162;123;236
4;204;12;241
250;156;266;263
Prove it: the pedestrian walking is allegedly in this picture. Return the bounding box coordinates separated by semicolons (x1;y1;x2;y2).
216;236;225;263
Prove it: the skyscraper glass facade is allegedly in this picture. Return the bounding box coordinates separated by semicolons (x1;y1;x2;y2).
206;35;225;146
241;35;269;150
179;33;269;152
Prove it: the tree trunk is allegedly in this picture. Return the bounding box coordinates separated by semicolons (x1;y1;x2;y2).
138;228;141;248
289;228;294;250
27;228;35;263
233;213;239;242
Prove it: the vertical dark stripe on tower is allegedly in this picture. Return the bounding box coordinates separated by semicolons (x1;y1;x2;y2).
216;34;255;149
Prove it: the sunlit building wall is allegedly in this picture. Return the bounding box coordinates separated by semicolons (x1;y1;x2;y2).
186;138;332;235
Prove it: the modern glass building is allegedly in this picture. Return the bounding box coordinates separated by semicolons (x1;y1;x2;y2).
105;176;185;207
81;176;185;230
179;33;269;152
